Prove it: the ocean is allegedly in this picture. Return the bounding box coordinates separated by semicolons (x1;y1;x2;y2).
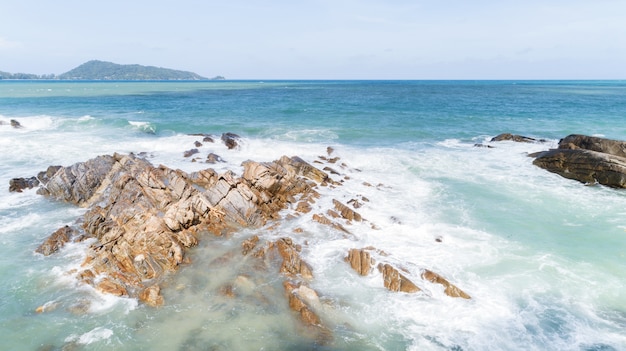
1;80;625;350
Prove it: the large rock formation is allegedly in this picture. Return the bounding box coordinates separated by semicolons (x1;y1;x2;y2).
20;152;328;306
532;134;626;188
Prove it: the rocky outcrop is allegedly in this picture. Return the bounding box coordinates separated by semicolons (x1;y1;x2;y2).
533;134;626;188
19;152;329;306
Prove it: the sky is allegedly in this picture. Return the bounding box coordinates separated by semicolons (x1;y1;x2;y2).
1;0;625;79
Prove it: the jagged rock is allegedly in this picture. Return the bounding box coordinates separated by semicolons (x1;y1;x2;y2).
332;199;362;222
37;154;116;205
221;132;240;149
345;248;374;276
10;119;22;128
421;269;470;299
16;152;327;305
533;135;626;188
35;225;78;256
275;238;313;280
377;263;420;293
491;133;538;143
9;176;39;192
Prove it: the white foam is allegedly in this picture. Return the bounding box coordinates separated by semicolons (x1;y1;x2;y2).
65;327;114;345
128;120;156;134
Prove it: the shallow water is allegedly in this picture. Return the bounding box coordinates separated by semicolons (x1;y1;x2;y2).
1;80;625;350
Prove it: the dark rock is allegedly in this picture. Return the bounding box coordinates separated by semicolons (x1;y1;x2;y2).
558;134;626;158
10;119;22;128
533;148;626;188
221;132;240;149
183;148;199;157
194;141;202;147
531;134;626;188
206;153;224;164
9;177;39;192
491;133;537;143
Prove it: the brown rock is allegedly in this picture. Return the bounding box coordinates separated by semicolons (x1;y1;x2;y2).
96;279;127;296
139;285;164;307
332;199;362;222
283;281;332;344
276;238;313;280
377;263;420;293
296;201;312;213
345;248;374;276
35;226;77;256
421;269;471;299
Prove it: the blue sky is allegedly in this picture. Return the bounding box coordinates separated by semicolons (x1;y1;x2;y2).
1;0;625;79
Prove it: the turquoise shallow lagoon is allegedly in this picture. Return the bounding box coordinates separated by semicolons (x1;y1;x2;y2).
1;80;625;350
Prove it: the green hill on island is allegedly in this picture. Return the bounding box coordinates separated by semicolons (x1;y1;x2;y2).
0;60;223;80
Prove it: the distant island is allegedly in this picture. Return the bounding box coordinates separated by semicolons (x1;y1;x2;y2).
0;60;224;81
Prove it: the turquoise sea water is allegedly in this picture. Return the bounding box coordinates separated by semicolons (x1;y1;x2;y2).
1;80;626;350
